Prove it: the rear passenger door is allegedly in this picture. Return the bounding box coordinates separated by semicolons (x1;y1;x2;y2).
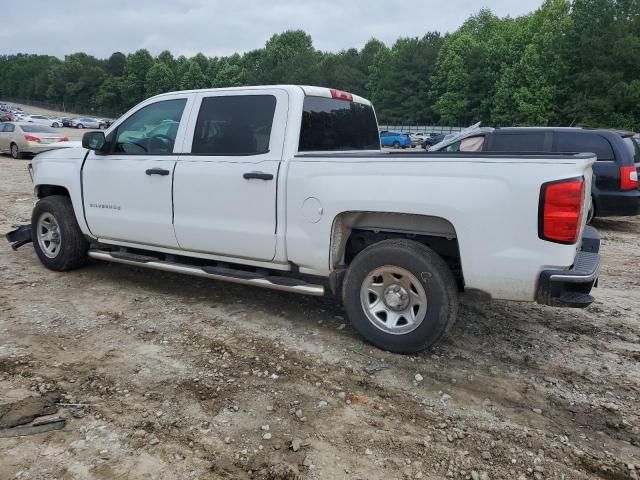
172;89;288;261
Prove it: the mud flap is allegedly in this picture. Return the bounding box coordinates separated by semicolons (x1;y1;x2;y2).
5;224;33;250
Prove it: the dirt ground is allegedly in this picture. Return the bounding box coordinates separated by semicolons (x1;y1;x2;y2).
0;155;638;480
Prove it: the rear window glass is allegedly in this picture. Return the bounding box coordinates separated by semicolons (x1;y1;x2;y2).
555;132;615;161
192;95;276;155
490;132;546;151
623;137;640;163
299;96;380;151
20;124;57;133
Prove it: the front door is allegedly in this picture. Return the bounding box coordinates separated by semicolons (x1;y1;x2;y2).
82;96;192;248
173;89;288;261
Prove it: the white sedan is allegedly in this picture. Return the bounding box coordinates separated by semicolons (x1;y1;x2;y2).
22;115;59;127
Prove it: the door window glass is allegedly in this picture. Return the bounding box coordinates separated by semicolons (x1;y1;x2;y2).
113;99;186;154
191;95;276;155
4;123;15;133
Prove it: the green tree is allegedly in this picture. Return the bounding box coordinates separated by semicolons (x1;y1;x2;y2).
122;49;154;106
145;62;176;96
212;54;246;87
492;0;571;125
106;52;126;76
180;60;208;89
258;30;319;84
368;34;442;124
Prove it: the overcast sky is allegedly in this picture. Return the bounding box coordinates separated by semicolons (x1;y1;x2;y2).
2;0;543;59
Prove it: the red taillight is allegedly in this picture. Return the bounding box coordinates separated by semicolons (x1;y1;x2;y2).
24;134;41;143
59;136;69;142
330;89;353;101
620;166;638;190
539;177;585;244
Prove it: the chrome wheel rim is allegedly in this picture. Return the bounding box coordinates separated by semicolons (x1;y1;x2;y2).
11;144;18;158
36;213;62;258
360;266;427;335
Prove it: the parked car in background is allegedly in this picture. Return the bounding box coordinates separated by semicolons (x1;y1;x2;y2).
429;126;494;152
429;127;640;221
380;130;411;149
70;117;101;129
0;122;69;159
23;114;61;127
421;133;446;149
60;118;73;127
1;112;15;122
98;118;114;129
49;117;65;128
408;133;425;148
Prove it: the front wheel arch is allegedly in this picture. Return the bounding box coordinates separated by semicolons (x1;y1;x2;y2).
36;184;71;199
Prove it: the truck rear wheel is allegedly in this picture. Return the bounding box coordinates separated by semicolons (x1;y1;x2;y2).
32;195;89;271
342;239;458;353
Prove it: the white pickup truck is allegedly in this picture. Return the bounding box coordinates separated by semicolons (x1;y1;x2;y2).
6;85;601;353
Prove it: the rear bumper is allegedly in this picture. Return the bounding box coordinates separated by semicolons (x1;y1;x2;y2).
596;189;640;217
536;226;601;308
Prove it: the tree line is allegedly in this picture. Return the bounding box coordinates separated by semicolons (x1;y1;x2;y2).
1;0;638;130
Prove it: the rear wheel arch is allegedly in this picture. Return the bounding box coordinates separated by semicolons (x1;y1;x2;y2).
329;211;464;289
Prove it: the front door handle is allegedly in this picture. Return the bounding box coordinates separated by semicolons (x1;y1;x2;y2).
146;168;170;176
243;172;274;181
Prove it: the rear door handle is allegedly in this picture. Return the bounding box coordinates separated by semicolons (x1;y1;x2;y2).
146;168;170;176
243;172;274;181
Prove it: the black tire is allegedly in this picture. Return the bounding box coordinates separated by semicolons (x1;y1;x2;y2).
77;124;84;129
31;196;89;271
342;239;458;353
10;143;22;159
392;141;400;149
52;122;59;128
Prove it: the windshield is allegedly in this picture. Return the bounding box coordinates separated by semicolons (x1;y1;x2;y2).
623;137;640;163
20;124;57;133
299;96;380;151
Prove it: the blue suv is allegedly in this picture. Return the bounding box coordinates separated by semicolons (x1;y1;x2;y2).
380;131;411;149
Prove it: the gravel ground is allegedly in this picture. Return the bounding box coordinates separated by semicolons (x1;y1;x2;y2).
0;155;639;480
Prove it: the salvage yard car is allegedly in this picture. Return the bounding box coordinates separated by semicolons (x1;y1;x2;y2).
70;117;101;129
6;86;602;353
430;127;640;221
0;122;69;159
380;130;412;149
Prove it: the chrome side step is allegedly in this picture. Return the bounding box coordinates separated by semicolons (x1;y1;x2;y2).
88;250;325;296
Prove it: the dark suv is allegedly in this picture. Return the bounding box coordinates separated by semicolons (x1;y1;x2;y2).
435;127;640;221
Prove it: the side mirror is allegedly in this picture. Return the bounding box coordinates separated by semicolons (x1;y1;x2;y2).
82;131;106;152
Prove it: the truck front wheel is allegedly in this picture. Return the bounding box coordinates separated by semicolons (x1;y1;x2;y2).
342;239;458;353
32;196;89;271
